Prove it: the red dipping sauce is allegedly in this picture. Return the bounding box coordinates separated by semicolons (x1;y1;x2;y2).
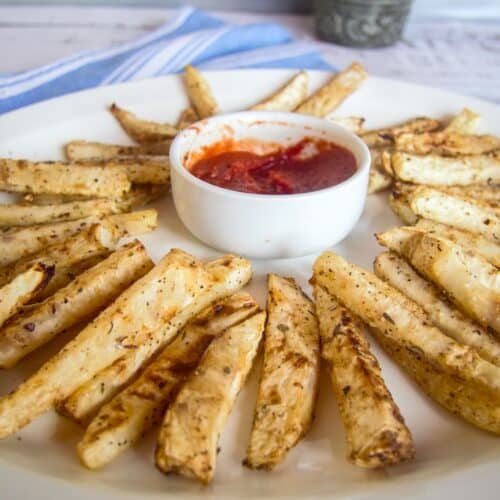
188;137;357;195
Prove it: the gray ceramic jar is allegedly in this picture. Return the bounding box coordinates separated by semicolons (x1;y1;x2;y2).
314;0;414;48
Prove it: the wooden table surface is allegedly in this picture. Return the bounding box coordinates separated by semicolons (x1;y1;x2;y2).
1;5;500;103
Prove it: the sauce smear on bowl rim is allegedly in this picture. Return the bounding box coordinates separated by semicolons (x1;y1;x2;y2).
188;137;357;195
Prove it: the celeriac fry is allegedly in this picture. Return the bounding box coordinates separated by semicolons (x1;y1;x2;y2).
116;184;169;210
415;219;500;267
374;251;500;366
59;256;252;423
296;62;367;117
0;158;130;198
102;158;170;185
251;71;308;111
361;117;441;148
409;187;499;242
0;264;54;328
65;140;172;161
0;222;119;292
245;274;320;470
110;103;177;143
77;292;259;468
176;107;199;130
376;227;500;334
22;193;91;205
0;250;251;438
328;116;365;134
0;241;152;369
156;311;265;484
313;251;500;434
388;185;418;225
394;131;500;155
368;149;392;194
0;209;157;266
444;108;481;134
0;198;121;227
391;152;500;186
313;286;415;467
184;65;219;119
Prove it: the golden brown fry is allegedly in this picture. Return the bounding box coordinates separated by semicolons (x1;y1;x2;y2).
176;107;199;130
444;108;481;134
0;158;130;198
0;264;54;328
313;286;415;467
77;292;259;468
391;152;500;186
415;219;500;267
409;187;499;242
394;131;500;155
65;140;172;161
251;71;308;112
116;184;169;210
296;62;367;117
110;103;177;144
0;250;251;438
59;256;252;423
374;251;500;367
0;209;157;267
0;198;121;227
0;241;152;369
328;116;365;134
361;117;441;148
388;185;418;225
368;149;392;194
102;158;170;185
245;274;320;470
156;311;265;484
376;227;500;334
0;222;119;296
184;65;219;119
313;250;500;434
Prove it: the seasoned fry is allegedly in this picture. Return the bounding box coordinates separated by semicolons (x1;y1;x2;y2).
184;65;219;119
368;150;392;194
374;251;500;366
313;286;415;467
245;274;320;470
388;186;418;225
0;264;54;328
328;116;365;134
0;250;251;438
77;293;259;468
110;103;177;144
156;311;265;484
0;198;121;227
116;184;169;210
0;241;152;369
0;158;130;198
22;193;91;205
409;187;499;242
444;108;481;134
376;227;500;334
416;219;500;267
391;152;500;186
102;158;170;185
313;251;500;434
296;62;367;117
176;107;199;130
251;71;308;112
59;256;252;423
394;131;500;155
0;209;157;266
361;117;441;148
0;222;119;296
65;140;172;161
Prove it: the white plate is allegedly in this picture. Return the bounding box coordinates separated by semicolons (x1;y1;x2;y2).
0;70;498;500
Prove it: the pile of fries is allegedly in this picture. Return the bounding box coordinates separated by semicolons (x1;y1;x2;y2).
0;61;498;486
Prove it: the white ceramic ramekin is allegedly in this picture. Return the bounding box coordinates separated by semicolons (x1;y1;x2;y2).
169;111;370;259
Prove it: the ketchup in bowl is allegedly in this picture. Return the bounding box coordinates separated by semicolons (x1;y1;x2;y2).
188;137;357;195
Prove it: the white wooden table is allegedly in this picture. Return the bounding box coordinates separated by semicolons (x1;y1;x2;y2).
1;5;500;103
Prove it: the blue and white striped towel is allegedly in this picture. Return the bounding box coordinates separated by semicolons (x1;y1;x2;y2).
0;7;332;114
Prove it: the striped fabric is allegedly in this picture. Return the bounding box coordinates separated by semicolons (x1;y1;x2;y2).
0;7;332;114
